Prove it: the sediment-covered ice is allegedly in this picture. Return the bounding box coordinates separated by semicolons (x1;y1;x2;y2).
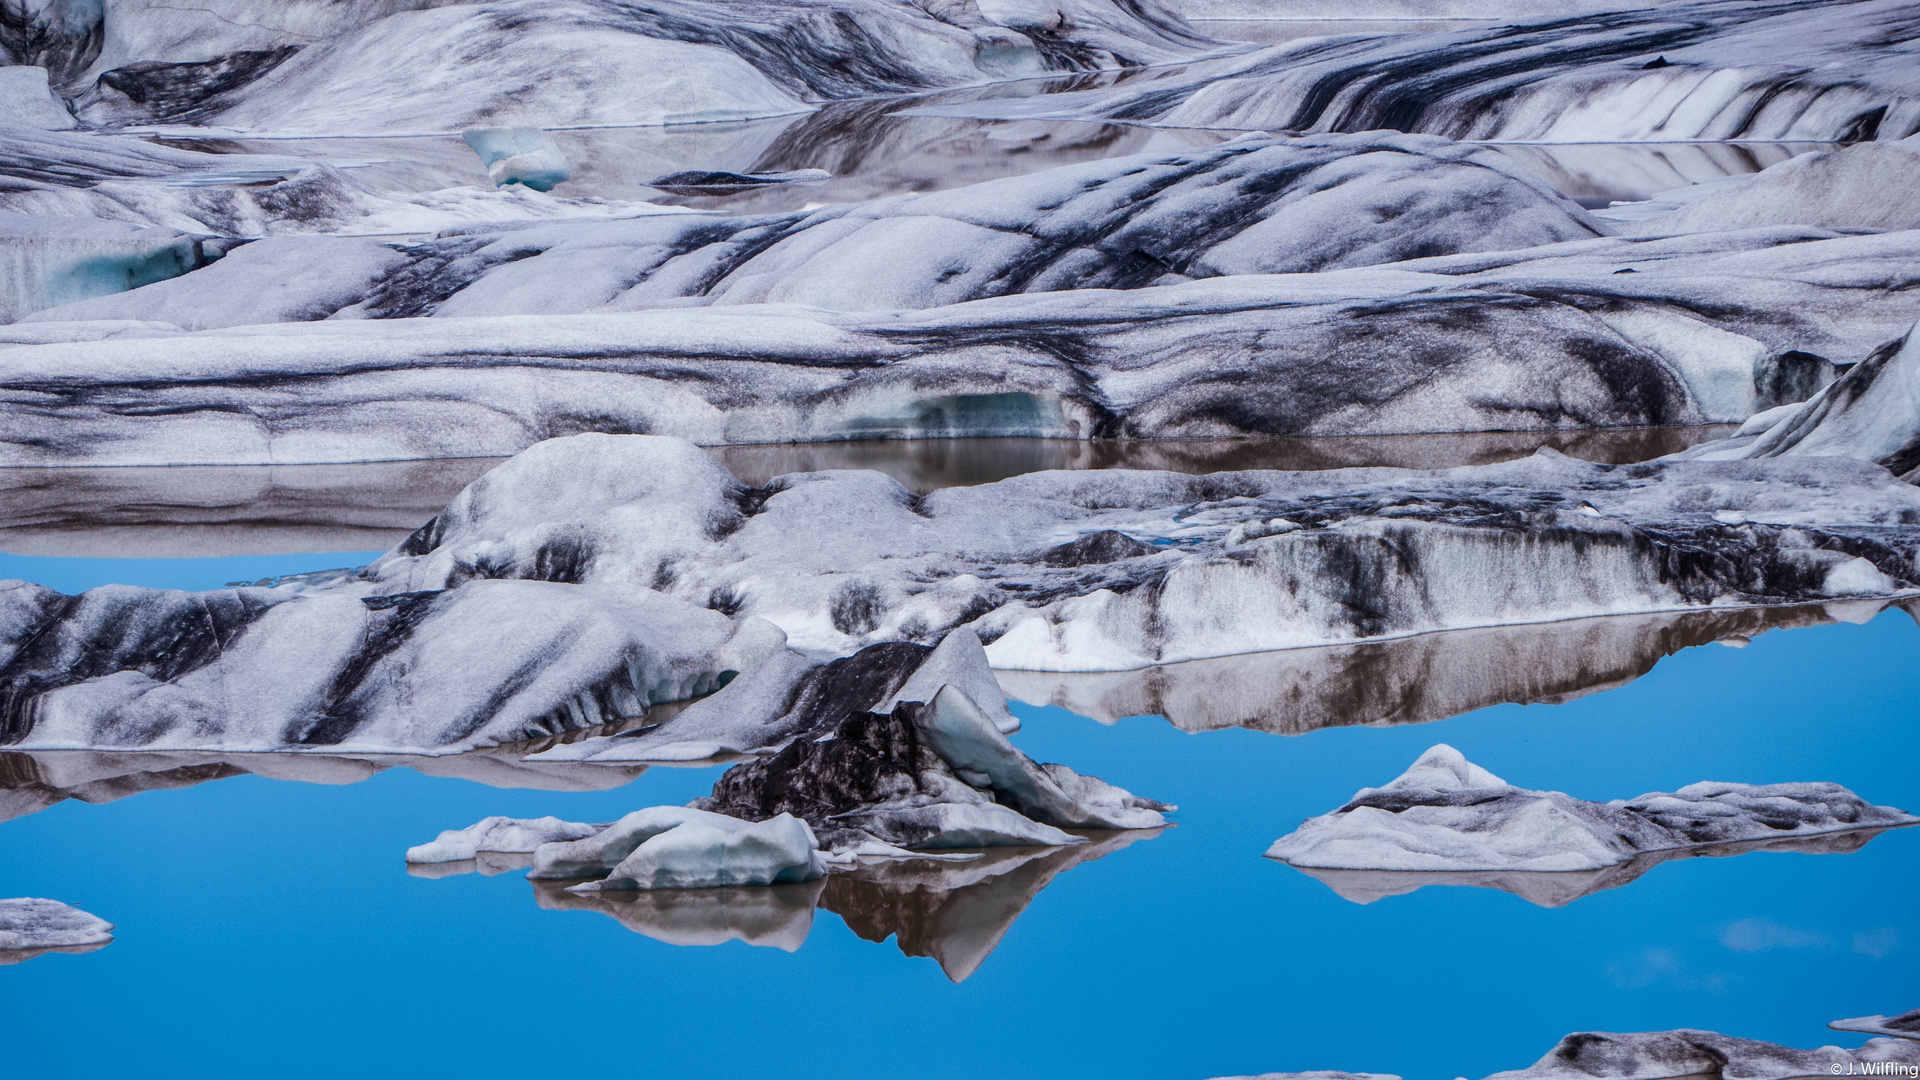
1265;744;1917;872
1208;1027;1920;1080
1482;1029;1920;1080
1701;323;1920;481
0;211;206;321
9;428;1920;752
1831;1008;1920;1042
0;574;786;753
13;0;1220;135
688;637;1171;849
14;227;1920;461
912;0;1920;145
1619;138;1920;235
0;897;113;962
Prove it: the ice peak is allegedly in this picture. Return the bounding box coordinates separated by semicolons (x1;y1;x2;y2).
1378;744;1510;794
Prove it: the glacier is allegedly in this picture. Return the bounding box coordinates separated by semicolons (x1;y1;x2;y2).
1264;743;1917;872
1832;1009;1920;1043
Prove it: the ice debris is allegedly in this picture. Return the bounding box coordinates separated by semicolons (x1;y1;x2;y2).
463;128;570;192
405;815;607;864
0;898;113;963
1265;744;1917;873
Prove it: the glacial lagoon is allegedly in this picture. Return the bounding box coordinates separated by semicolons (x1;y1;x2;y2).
5;0;1920;1074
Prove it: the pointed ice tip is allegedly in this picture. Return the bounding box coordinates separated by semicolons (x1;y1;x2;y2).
1381;744;1509;792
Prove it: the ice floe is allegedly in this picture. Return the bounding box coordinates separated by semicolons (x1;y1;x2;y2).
405;815;607;864
1265;744;1917;874
0;897;113;963
1832;1008;1920;1043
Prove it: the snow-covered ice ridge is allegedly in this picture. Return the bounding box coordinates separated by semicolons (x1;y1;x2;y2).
1833;1008;1920;1043
1210;1026;1920;1080
912;0;1920;145
9;385;1920;750
3;0;1224;135
0;897;113;963
1266;744;1917;872
10;226;1919;463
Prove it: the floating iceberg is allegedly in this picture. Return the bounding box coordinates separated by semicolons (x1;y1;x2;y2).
1832;1008;1920;1043
405;815;607;864
1265;744;1917;873
0;897;113;963
1209;1026;1920;1080
463;128;570;192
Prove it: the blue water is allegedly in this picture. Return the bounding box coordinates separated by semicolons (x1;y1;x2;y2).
0;552;1915;1078
0;552;387;595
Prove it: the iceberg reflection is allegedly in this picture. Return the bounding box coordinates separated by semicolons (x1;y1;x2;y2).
1282;828;1911;909
997;602;1904;736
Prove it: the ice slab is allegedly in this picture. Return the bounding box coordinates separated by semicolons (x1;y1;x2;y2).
0;898;113;964
463;128;570;192
0;212;205;322
1265;743;1918;872
1831;1008;1920;1043
405;815;607;863
0;66;76;129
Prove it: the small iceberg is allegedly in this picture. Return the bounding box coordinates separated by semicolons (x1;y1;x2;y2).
0;898;113;964
644;168;830;196
1266;744;1916;882
462;127;570;192
1831;1007;1920;1042
405;815;606;864
529;808;828;891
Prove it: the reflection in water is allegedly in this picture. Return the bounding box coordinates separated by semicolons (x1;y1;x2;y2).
996;602;1900;736
1284;827;1911;909
0;940;111;966
821;830;1155;981
0;740;650;825
0;428;1733;557
441;831;1153;975
533;879;826;952
711;426;1734;492
1486;142;1831;207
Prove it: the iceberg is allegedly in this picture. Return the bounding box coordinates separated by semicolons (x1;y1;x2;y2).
0;897;113;963
463;128;570;192
1265;743;1917;873
405;815;607;864
1832;1009;1920;1043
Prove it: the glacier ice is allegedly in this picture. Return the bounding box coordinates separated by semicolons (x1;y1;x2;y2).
1207;1026;1920;1080
405;815;607;864
0;212;205;321
0;897;113;962
14;223;1919;462
463;128;569;193
561;812;828;892
0;65;76;129
1265;743;1917;873
914;0;1920;146
1831;1008;1920;1043
1622;137;1920;236
1712;323;1920;481
14;427;1920;753
1481;1028;1920;1080
646;168;830;195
